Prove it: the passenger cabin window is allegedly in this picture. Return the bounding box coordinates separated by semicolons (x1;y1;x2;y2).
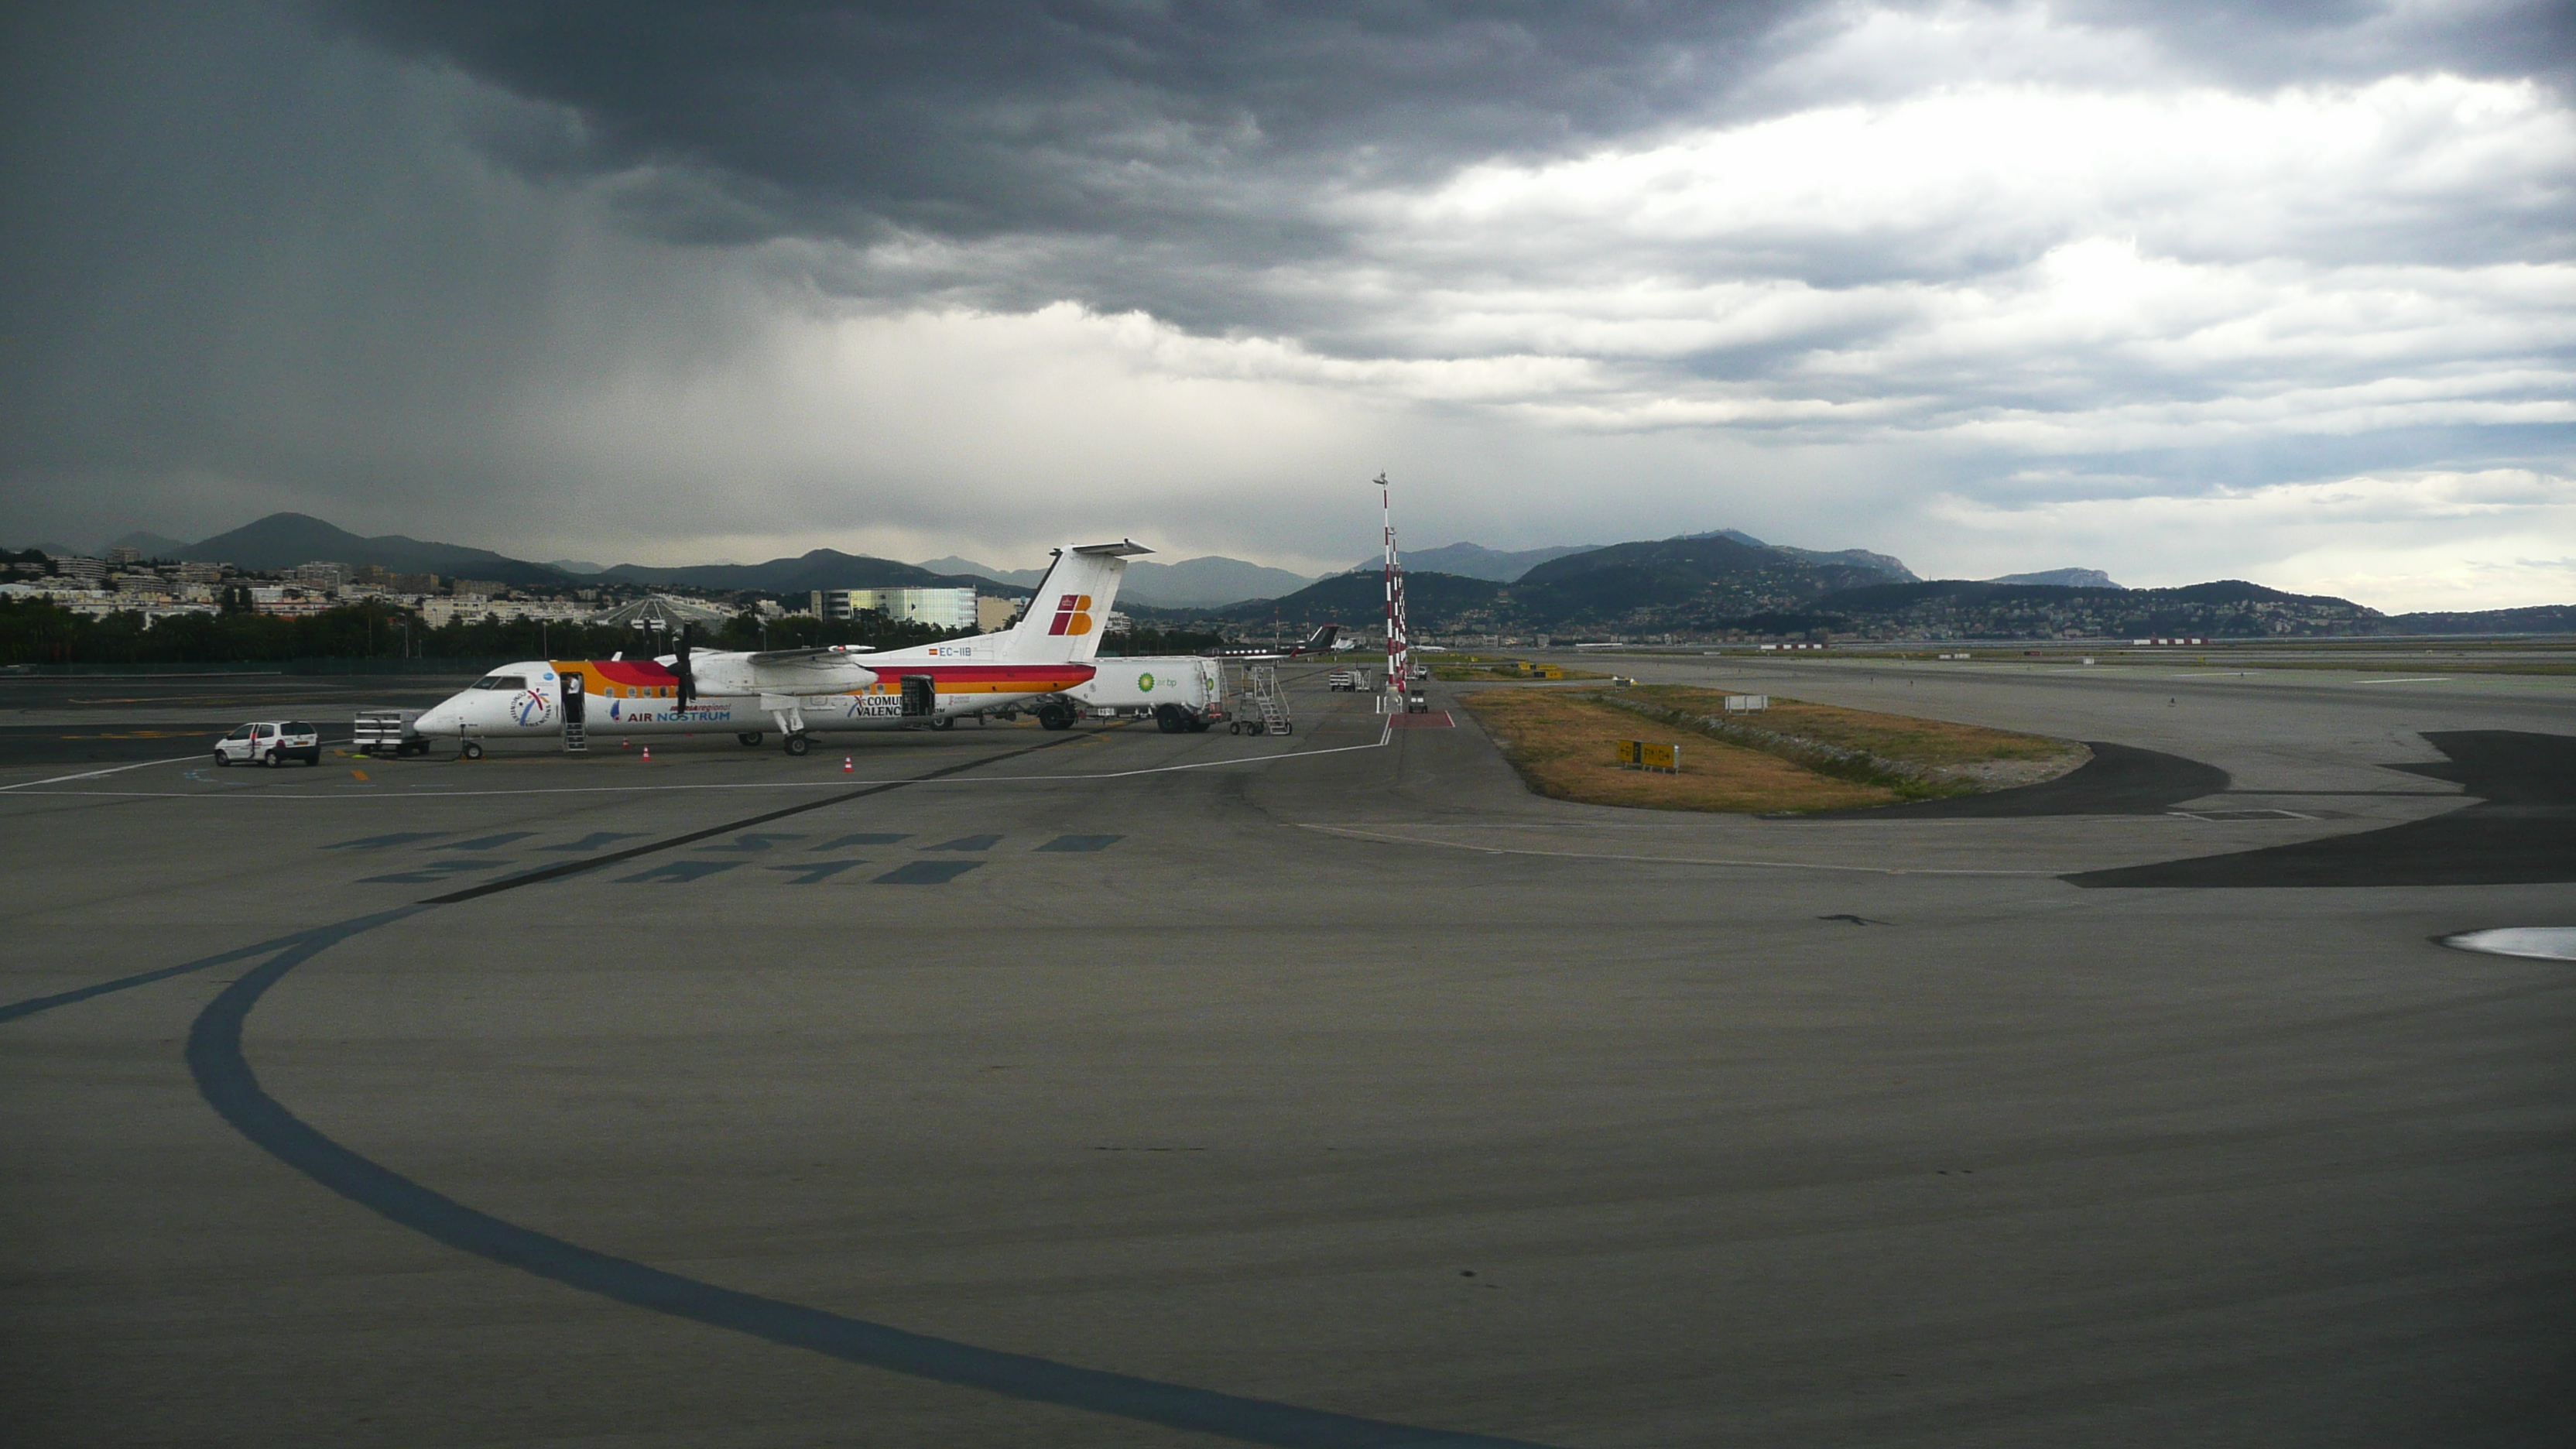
471;675;527;691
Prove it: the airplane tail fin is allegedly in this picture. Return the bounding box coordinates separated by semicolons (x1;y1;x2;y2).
998;541;1151;663
1303;625;1338;653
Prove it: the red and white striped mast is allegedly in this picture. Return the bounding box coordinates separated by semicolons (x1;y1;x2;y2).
1379;471;1408;707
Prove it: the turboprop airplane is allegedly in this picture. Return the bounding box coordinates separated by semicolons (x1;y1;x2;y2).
412;540;1147;757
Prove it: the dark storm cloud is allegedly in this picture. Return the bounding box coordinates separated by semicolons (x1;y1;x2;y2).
310;0;2576;341
328;1;2572;248
327;2;1802;242
4;2;2569;608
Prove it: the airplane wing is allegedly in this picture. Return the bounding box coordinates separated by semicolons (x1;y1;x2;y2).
745;645;877;664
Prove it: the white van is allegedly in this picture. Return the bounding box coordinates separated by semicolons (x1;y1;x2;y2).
214;721;322;767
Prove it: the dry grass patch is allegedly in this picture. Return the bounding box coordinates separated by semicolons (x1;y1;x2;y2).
1629;686;2078;768
1458;689;1899;813
1426;653;1608;681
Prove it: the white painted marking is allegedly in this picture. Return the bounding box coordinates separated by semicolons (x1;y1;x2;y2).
2356;677;2450;685
2441;927;2576;961
0;755;200;793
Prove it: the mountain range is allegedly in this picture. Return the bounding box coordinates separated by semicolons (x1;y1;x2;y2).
1219;539;2433;639
919;553;1321;609
1348;532;1924;584
595;551;1010;594
1350;541;1605;581
13;512;2559;635
173;514;574;587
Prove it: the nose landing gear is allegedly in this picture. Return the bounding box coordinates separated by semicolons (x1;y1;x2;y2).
460;740;485;760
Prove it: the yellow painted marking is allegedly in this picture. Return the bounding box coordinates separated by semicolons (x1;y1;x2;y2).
351;769;370;781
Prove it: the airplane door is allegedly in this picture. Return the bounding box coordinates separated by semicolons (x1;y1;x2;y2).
562;670;585;724
899;674;937;718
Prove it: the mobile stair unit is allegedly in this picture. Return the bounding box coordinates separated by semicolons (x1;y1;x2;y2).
1231;663;1293;735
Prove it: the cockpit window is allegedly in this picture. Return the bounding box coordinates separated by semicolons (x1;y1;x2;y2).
470;675;528;691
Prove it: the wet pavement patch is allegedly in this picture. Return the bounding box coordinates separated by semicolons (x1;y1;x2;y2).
436;832;538;851
1788;742;2231;819
704;832;805;851
1036;834;1123;852
358;860;514;885
875;860;982;885
2170;808;2317;822
539;831;649;852
2069;731;2576;889
812;832;910;850
924;834;1003;851
323;832;448;851
769;861;868;885
615;860;742;885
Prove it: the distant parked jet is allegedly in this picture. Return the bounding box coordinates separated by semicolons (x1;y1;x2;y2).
1207;624;1339;661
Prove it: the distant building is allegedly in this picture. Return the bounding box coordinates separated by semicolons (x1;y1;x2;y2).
173;560;222;584
57;556;107;586
423;597;591;628
105;546;142;567
976;594;1019;632
813;587;978;630
291;561;348;590
249;586;332;617
587;594;731;632
450;578;509;598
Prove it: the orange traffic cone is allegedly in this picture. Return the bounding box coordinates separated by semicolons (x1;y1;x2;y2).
641;746;652;762
842;755;853;772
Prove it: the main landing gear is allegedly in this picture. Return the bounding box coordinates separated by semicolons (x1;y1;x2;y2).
783;732;812;756
736;731;764;747
1035;702;1076;731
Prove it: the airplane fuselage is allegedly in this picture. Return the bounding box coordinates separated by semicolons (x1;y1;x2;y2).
412;539;1146;751
416;654;1097;742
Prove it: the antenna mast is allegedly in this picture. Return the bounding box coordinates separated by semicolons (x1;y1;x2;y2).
1379;471;1408;710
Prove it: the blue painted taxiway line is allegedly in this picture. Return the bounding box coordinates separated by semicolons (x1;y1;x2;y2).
181;917;1558;1449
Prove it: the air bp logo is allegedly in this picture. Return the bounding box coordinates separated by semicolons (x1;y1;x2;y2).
1136;672;1156;690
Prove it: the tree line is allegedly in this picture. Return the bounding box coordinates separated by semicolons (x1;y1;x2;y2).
2;596;1226;665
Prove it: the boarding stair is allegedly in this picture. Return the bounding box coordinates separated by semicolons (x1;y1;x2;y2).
1237;664;1293;735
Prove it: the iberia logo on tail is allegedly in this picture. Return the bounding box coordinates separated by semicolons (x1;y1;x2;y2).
1046;594;1096;636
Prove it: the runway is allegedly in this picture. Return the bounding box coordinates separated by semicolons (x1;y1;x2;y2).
2;659;2571;1447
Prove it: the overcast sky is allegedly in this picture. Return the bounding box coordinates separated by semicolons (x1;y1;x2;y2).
4;1;2571;608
